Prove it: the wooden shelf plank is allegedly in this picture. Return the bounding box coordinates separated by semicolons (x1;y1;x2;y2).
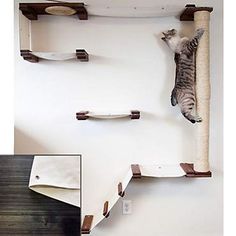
19;2;87;20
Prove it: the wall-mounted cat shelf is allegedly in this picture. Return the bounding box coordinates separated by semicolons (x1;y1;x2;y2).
19;2;89;63
81;163;212;234
20;49;89;63
19;2;88;20
132;164;212;178
76;111;140;120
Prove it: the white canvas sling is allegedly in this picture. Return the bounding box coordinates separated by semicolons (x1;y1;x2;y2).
29;155;80;207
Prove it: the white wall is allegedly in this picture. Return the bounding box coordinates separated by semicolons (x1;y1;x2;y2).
0;1;14;154
14;0;223;235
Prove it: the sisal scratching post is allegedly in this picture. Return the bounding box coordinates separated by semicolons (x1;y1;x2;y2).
194;11;211;172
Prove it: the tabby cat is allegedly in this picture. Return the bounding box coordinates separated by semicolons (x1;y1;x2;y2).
161;28;205;123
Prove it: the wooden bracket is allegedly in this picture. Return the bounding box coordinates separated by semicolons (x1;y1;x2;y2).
19;5;38;20
130;110;140;119
20;50;39;63
131;164;142;178
76;6;88;20
118;182;125;197
103;201;110;218
19;3;88;20
180;4;213;21
76;111;89;120
76;49;89;62
81;215;93;234
180;163;212;177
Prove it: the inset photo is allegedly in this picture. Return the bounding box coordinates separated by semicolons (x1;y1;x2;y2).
0;155;81;235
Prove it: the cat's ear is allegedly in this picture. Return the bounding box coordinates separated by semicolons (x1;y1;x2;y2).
162;32;167;36
171;29;177;34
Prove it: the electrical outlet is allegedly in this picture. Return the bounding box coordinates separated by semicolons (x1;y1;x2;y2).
122;200;132;215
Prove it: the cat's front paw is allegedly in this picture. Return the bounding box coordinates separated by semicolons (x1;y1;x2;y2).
196;28;205;37
195;116;202;122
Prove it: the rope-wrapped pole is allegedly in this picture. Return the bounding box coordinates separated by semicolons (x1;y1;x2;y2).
194;10;211;172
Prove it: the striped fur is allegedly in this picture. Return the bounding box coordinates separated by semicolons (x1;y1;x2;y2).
162;28;205;123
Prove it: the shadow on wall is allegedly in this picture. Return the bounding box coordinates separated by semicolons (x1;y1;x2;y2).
14;127;50;154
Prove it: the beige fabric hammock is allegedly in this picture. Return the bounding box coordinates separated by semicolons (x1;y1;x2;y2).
29;155;81;207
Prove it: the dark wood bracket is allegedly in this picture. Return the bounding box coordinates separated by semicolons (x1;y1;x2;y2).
19;3;88;20
76;111;89;120
118;182;125;197
180;4;213;21
20;50;39;63
76;49;89;61
130;110;140;119
76;6;88;20
103;201;110;218
180;163;212;177
19;5;38;20
131;164;142;179
81;215;93;234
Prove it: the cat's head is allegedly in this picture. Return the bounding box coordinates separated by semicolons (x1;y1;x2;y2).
161;29;177;42
161;29;181;52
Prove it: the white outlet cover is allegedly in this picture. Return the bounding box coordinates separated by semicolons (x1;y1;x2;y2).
123;200;132;215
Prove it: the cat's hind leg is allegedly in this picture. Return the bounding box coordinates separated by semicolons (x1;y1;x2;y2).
171;89;178;106
181;107;202;124
181;111;201;123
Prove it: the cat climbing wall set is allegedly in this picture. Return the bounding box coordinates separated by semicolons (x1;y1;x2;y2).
18;2;213;235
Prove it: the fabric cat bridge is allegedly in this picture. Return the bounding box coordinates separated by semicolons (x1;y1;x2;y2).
81;163;211;234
